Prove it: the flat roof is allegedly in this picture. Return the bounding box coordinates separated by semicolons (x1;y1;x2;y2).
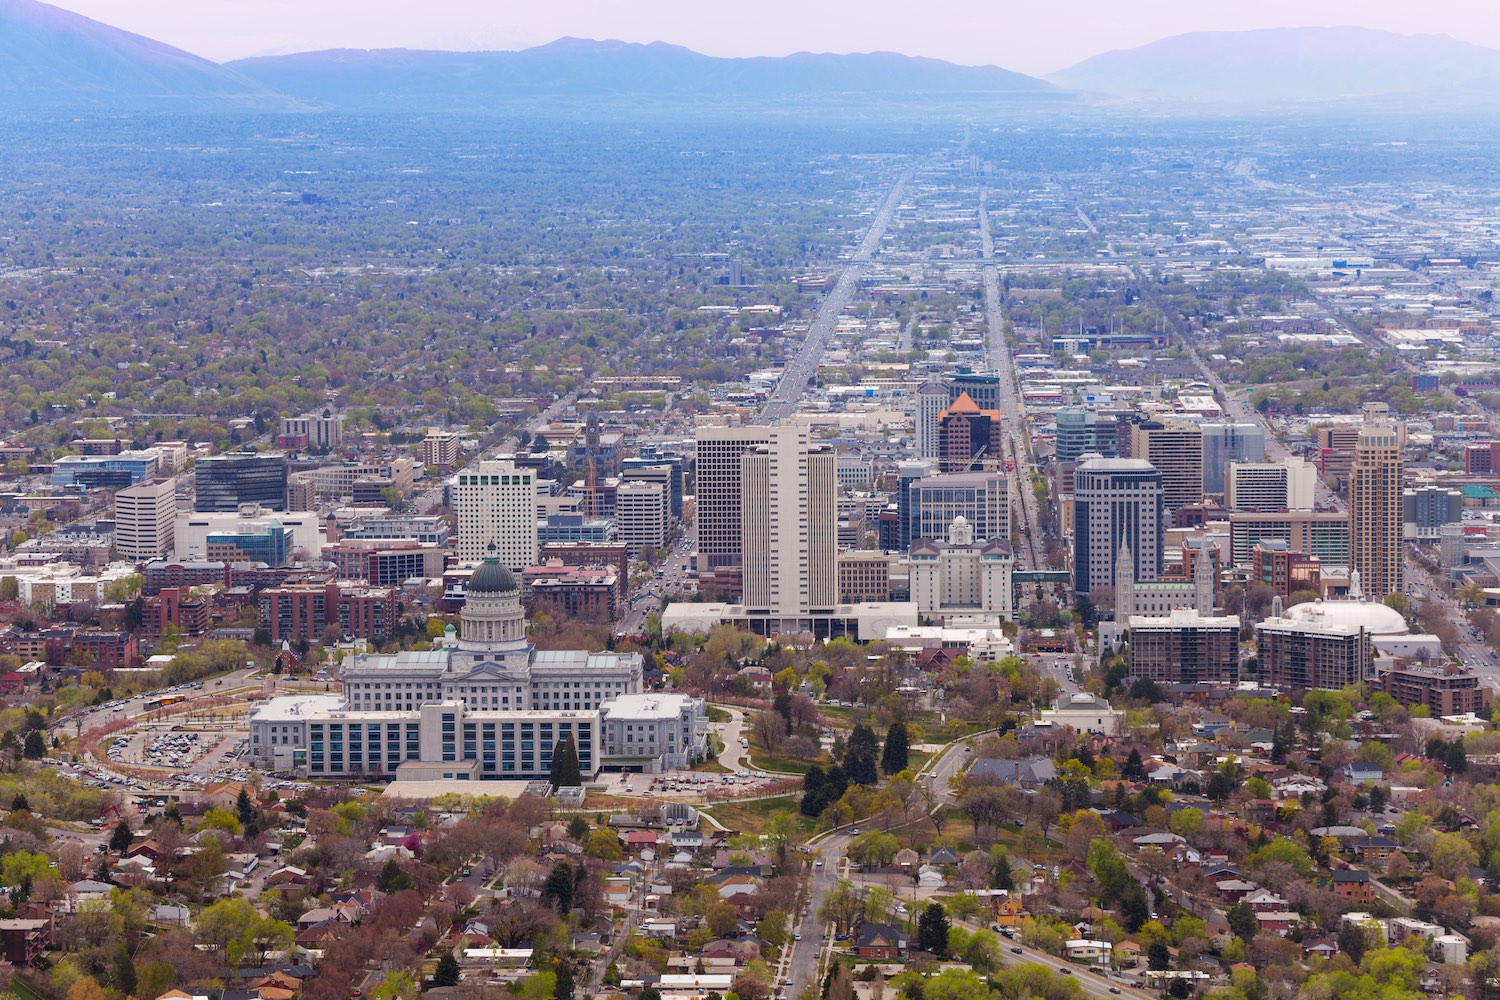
380;779;536;800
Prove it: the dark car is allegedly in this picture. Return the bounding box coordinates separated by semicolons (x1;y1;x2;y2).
1011;948;1022;955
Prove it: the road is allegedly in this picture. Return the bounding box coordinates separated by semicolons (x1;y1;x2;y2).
712;706;748;772
979;190;1045;572
761;166;915;423
783;732;1146;1000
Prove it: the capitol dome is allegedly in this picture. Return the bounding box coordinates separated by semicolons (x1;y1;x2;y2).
468;555;518;595
1281;598;1409;636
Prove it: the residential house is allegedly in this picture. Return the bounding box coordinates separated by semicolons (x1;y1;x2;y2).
1245;889;1289;914
1331;869;1374;902
966;757;1058;788
994;893;1027;927
1350;837;1400;866
855;924;906;959
1065;940;1112;966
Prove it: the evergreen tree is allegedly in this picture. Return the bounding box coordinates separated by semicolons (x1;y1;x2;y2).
880;723;910;776
235;788;255;828
433;952;461;987
109;820;134;853
10;793;27;812
543;861;576;913
22;730;44;759
567;816;590;840
916;902;949;956
1227;901;1259;942
844;724;880;786
1168;977;1189;999
1147;940;1171;971
376;858;414;893
988;846;1013;890
0;731;18;757
553;959;575;1000
550;737;582;789
113;942;137;996
1123;748;1144;779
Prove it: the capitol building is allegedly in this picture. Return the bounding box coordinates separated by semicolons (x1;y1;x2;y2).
249;554;708;783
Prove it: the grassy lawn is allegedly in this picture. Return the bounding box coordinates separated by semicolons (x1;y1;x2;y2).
707;706;732;724
704;794;815;836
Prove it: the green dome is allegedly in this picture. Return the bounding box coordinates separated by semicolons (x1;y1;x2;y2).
468;557;517;595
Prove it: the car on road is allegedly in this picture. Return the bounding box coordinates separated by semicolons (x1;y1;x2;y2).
1059;970;1071;976
1109;990;1121;995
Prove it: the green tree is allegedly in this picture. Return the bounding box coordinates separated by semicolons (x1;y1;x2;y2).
553;958;575;1000
543;862;576;913
109;820;134;853
433;952;461;987
917;902;950;956
550;737;582;789
235;788;255;828
112;942;137;996
22;729;44;759
844;724;880;786
881;722;910;776
567;816;590;840
1226;902;1258;942
1147;940;1171;971
376;858;414;893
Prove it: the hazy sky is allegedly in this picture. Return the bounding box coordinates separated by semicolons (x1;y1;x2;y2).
45;0;1500;75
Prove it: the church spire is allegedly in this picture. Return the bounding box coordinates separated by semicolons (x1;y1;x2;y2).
1194;542;1215;615
1115;532;1135;622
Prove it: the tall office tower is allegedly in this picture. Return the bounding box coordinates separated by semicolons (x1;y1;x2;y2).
1130;418;1203;527
936;392;1004;473
1055;408;1119;465
1225;457;1317;512
1201;423;1266;495
906;471;1010;547
622;455;685;520
453;458;538;569
694;426;774;572
194;453;289;512
895;460;934;551
615;480;668;559
916;378;949;460
947;371;1001;412
114;477;177;562
1073;458;1164;596
740;433;838;617
1348;424;1403;600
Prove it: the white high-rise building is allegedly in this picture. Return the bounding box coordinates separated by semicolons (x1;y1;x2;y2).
1225;457;1316;512
616;480;668;559
740;428;838;618
916;377;949;460
453;458;538;569
114;477;177;563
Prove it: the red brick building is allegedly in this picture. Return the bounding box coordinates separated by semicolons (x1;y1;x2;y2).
258;583;401;643
141;587;210;640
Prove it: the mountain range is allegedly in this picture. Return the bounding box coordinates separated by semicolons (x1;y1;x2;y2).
1051;26;1500;102
3;0;1500;113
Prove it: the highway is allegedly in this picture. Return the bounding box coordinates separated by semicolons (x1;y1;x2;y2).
762;166;915;423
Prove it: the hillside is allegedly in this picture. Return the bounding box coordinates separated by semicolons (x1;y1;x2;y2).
0;0;298;109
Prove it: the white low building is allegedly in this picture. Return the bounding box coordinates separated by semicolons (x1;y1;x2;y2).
249;554;698;783
882;623;1016;663
1040;693;1125;736
601;694;709;772
660;600;917;641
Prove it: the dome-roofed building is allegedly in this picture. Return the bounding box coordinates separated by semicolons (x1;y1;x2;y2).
1281;571;1409;637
